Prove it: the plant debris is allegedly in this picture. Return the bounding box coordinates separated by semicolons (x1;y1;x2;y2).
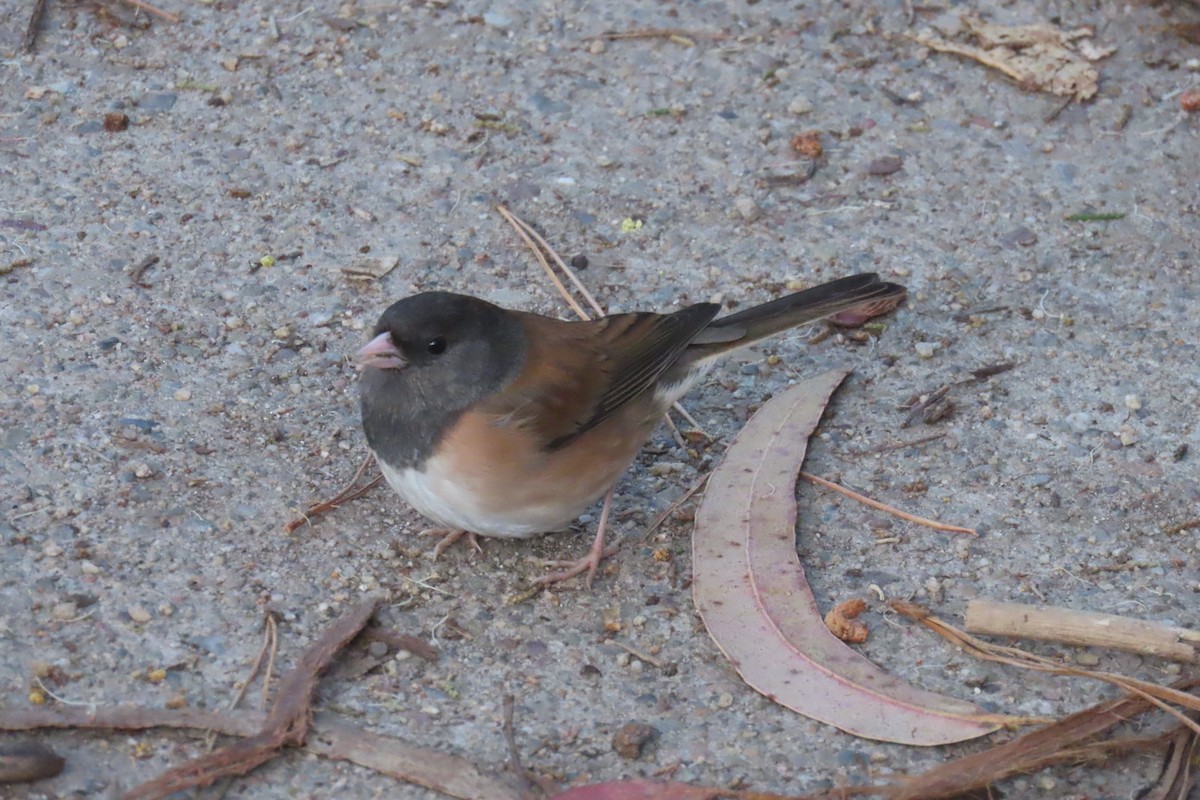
964;599;1200;664
341;254;400;281
824;598;869;644
911;14;1116;100
692;370;1007;745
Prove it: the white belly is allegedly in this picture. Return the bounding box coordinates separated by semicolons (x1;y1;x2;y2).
376;455;586;538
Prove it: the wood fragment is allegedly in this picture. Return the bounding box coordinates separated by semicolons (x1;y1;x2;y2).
363;626;439;662
970;361;1016;380
880;679;1200;800
23;0;48;52
1;707;528;800
588;29;700;45
123;598;381;800
965;600;1199;664
1138;720;1199;800
0;740;64;784
501;695;558;797
1162;518;1200;535
129;255;160;287
891;601;1200;735
901;384;952;427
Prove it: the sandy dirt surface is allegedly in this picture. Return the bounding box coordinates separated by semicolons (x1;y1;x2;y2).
2;0;1198;797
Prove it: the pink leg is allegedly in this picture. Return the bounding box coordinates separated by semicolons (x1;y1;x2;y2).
534;487;619;588
422;528;483;559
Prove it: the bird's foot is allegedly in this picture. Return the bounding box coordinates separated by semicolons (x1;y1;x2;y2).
534;540;620;588
421;528;483;559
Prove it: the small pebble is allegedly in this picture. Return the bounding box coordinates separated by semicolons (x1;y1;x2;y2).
43;543;64;558
51;603;77;620
134;463;154;478
914;341;939;359
1124;394;1141;411
1118;425;1138;447
612;722;658;759
1075;652;1100;666
128;605;152;623
716;692;734;709
173;388;192;401
787;96;814;115
733;197;761;222
589;40;605;55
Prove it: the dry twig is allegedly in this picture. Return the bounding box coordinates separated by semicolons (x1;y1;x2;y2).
123;599;380;800
892;601;1200;737
966;599;1200;664
285;454;382;533
801;472;977;535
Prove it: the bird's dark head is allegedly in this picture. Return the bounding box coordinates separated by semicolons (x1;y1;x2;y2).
357;291;525;380
357;292;528;467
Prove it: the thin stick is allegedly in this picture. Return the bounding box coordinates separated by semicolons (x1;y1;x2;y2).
260;613;279;710
23;0;48;52
285;454;382;533
501;208;605;316
800;471;977;535
892;601;1200;737
496;206;590;320
965;600;1199;664
842;432;946;457
119;0;181;23
501;695;556;796
663;413;687;448
610;640;664;668
586;29;701;45
129;255;160;287
670;402;705;431
641;473;709;541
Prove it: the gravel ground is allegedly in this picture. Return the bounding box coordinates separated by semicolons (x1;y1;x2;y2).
2;0;1198;798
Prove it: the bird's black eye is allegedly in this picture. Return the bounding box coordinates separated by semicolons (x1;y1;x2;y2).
425;337;447;355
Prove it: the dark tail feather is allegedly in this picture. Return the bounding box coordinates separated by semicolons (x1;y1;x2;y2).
684;273;906;362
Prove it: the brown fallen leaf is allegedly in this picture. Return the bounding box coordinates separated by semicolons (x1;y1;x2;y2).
912;14;1115;100
825;598;869;644
0;740;64;784
692;370;1012;745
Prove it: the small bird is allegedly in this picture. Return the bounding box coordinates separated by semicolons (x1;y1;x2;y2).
358;273;905;586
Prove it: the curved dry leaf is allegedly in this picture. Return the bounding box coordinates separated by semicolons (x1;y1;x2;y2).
693;370;1005;745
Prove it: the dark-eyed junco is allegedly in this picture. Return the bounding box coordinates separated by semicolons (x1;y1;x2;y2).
357;273;905;586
